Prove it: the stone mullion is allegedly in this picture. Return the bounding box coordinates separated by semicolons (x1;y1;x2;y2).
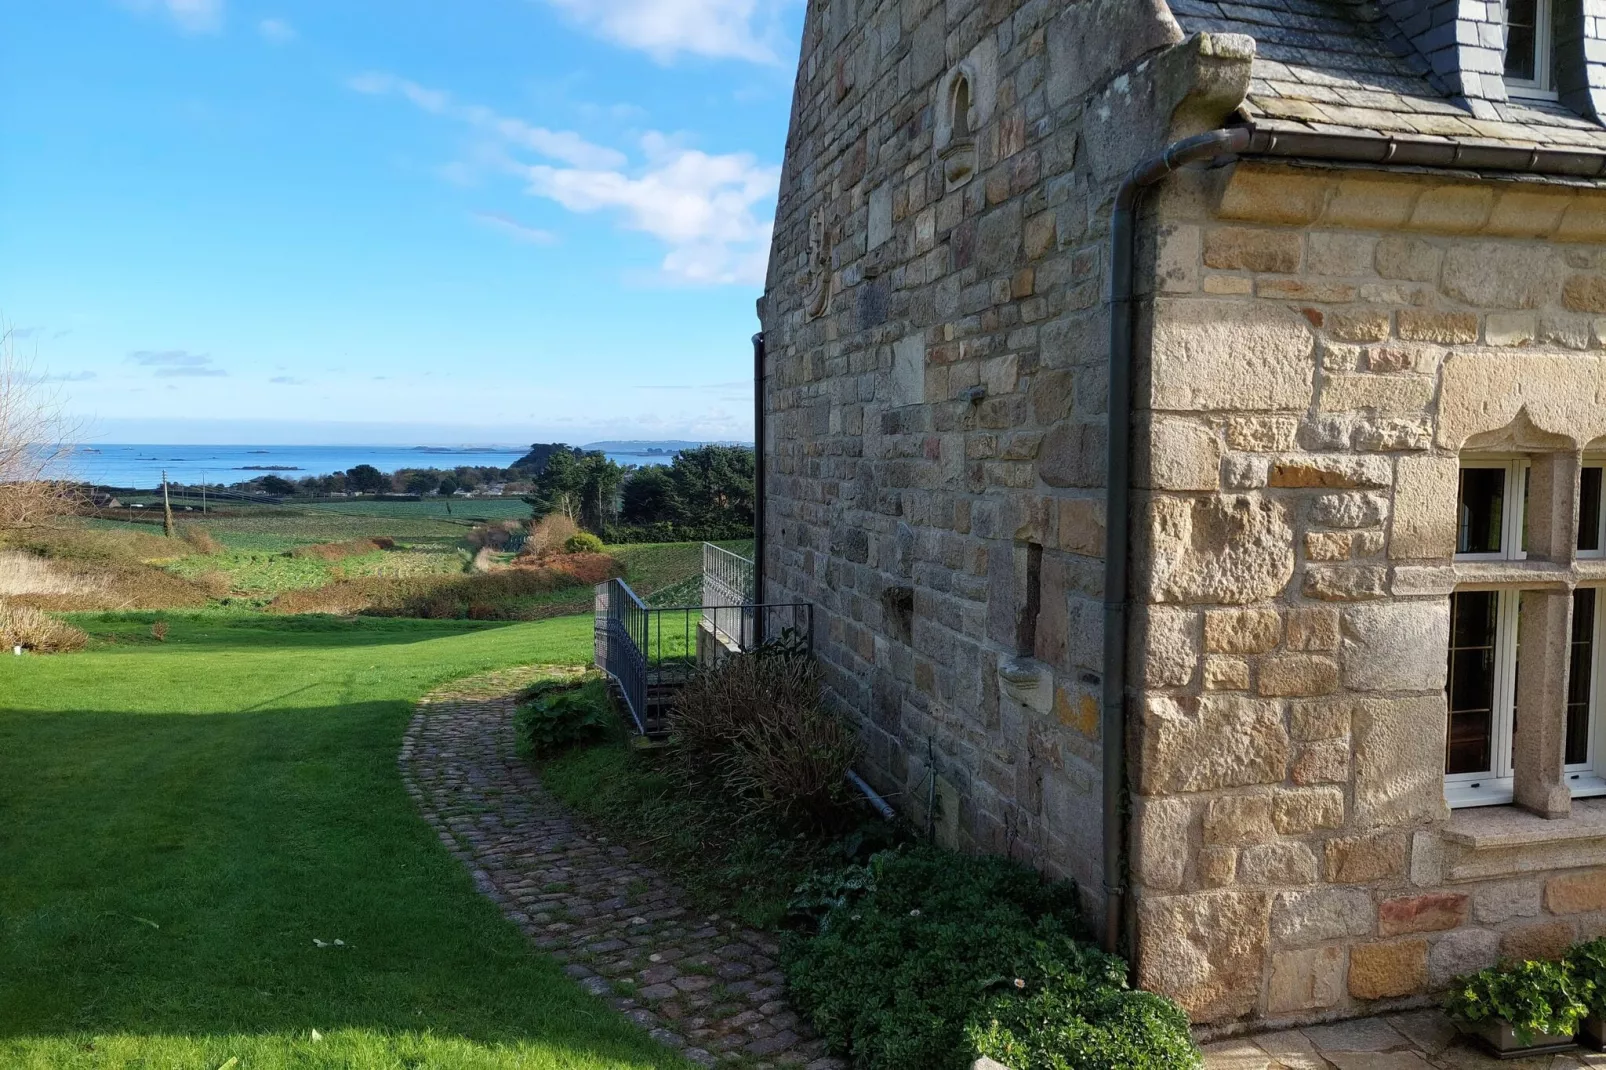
1512;451;1582;818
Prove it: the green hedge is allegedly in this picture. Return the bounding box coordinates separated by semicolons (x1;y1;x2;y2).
783;846;1200;1070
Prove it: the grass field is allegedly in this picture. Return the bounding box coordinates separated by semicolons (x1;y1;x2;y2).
0;611;692;1070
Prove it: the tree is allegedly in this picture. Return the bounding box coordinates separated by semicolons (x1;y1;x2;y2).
346;464;385;494
405;470;440;496
621;465;680;525
665;445;754;532
0;328;78;531
258;475;296;496
524;446;623;533
438;475;461;496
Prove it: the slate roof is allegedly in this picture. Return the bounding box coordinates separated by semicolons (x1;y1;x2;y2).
1168;0;1606;155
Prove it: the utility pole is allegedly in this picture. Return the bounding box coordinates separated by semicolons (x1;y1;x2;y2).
201;471;207;515
162;470;175;537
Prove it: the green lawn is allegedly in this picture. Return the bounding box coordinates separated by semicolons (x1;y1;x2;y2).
0;611;691;1070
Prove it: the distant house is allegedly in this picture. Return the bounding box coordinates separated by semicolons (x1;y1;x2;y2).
757;0;1606;1033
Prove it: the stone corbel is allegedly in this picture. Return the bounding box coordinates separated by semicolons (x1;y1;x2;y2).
932;37;998;193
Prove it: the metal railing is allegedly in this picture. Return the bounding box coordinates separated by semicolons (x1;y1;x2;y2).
702;542;756;648
594;575;813;737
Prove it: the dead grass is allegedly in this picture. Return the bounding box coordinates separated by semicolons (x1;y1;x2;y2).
179;525;225;555
0;598;87;652
290;536;396;561
0;328;81;531
524;515;578;556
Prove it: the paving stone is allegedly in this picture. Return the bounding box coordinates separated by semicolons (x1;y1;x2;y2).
401;674;823;1068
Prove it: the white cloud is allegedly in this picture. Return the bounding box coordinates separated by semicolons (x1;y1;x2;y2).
523;136;777;285
129;350;227;378
349;73;625;170
537;0;784;63
257;17;295;43
119;0;223;33
472;212;559;245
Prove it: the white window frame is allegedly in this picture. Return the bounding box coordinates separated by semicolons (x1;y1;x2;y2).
1567;586;1606;797
1456;457;1529;563
1505;0;1559;100
1580;457;1605;559
1446;587;1521;809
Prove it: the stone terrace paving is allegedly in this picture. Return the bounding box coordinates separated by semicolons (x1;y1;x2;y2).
400;669;841;1069
1203;1012;1606;1068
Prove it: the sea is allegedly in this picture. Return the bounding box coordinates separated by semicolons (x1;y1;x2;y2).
62;444;671;489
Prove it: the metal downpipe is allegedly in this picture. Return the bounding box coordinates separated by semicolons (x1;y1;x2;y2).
1101;127;1251;955
752;331;767;642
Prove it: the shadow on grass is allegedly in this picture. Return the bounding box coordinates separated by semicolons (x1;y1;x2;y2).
0;698;683;1068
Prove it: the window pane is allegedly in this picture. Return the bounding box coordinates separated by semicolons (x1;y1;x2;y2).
1448;591;1501;774
1568;589;1598;766
1506;0;1538;80
1582;468;1603;552
1459;468;1506;555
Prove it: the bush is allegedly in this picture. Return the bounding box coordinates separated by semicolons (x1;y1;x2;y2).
784;846;1197;1070
563;531;605;554
178;525;224;555
1569;938;1606;1009
1444;958;1590;1043
515;676;618;756
0;599;87;652
525;514;579;556
671;651;859;832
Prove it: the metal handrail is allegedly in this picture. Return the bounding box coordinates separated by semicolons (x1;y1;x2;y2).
702;543;756;648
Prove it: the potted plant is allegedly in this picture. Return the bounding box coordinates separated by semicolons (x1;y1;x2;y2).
1444;959;1588;1057
1566;939;1606;1049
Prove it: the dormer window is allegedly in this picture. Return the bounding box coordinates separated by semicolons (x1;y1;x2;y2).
1505;0;1557;99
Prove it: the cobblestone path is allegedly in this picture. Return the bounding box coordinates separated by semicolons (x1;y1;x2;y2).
1203;1010;1606;1068
400;669;842;1069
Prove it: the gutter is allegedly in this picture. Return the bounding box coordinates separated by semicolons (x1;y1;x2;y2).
752;331;767;640
1101;117;1605;958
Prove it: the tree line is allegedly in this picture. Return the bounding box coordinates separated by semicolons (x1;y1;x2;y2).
524;444;753;543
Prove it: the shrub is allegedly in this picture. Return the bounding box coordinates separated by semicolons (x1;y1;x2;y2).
178;525;224;555
524;514;579;556
1444;959;1590;1043
291;537;393;561
0;599;87;652
670;651;859;832
785;846;1193;1070
563;531;605;554
515;676;618;756
1568;938;1606;1009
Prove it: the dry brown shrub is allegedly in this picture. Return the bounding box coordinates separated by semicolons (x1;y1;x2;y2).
6;524;181;565
179;525;224;555
522;514;578;557
0;329;82;532
0;598;87;652
540;552;621;586
264;560;610;619
466;520;524;551
670;652;861;832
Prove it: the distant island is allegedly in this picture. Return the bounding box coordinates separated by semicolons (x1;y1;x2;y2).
583;440;751;454
410;446;523;454
239;465;302;471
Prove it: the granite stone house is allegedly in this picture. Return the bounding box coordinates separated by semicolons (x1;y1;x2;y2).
755;0;1606;1035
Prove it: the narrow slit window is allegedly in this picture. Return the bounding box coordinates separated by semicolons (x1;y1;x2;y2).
951;76;972;140
1581;466;1603;555
1457;459;1528;561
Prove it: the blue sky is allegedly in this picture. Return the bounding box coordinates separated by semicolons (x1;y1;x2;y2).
0;0;802;444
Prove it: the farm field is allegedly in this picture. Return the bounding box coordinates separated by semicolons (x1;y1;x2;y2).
0;611;693;1069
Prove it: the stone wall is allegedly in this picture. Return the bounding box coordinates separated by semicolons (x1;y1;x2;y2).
757;0;1252;908
1131;161;1606;1029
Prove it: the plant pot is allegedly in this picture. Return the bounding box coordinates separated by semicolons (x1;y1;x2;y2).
1469;1018;1579;1058
1583;1011;1606;1051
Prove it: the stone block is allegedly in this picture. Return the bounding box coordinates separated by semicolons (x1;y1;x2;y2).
1057;497;1104;556
1203;655;1250;691
1436;351;1606;452
1378;892;1469;937
1429;928;1501;987
1396;308;1479;344
1268;946;1347;1013
1133;795;1192;893
1219;165;1327;225
1143;418;1220;491
1137;890;1271;1023
1147;495;1295;606
1203;227;1302;273
1149;299;1315;412
1546;870;1606;915
1204;793;1276;846
1239;842;1318;885
1198;847;1237;888
1473;881;1541;924
1226;415;1300;452
1390;453;1458;561
1204;608;1282;654
1259;654;1339;697
1375;236;1443;282
1325;832;1407;884
1564;273;1606;313
1038;421;1105;489
1340;601;1450;692
1349;941;1429;1000
1441;243;1560;309
1501;920;1575;962
1285;608;1340;651
1305;531;1351;561
1485;312;1537;347
1353;696;1448;829
868;183;892;250
1138;606;1197;688
1308;232;1376;277
1273;787;1345;834
1303;565;1388;601
1311;492;1388;529
1268;455;1391;489
1323;310;1393;343
890;333;926;407
1319;373;1436;416
1271;886;1374;944
1292;739;1350;785
1045;0;1181;108
1291;698;1351;741
1140;694;1290;794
